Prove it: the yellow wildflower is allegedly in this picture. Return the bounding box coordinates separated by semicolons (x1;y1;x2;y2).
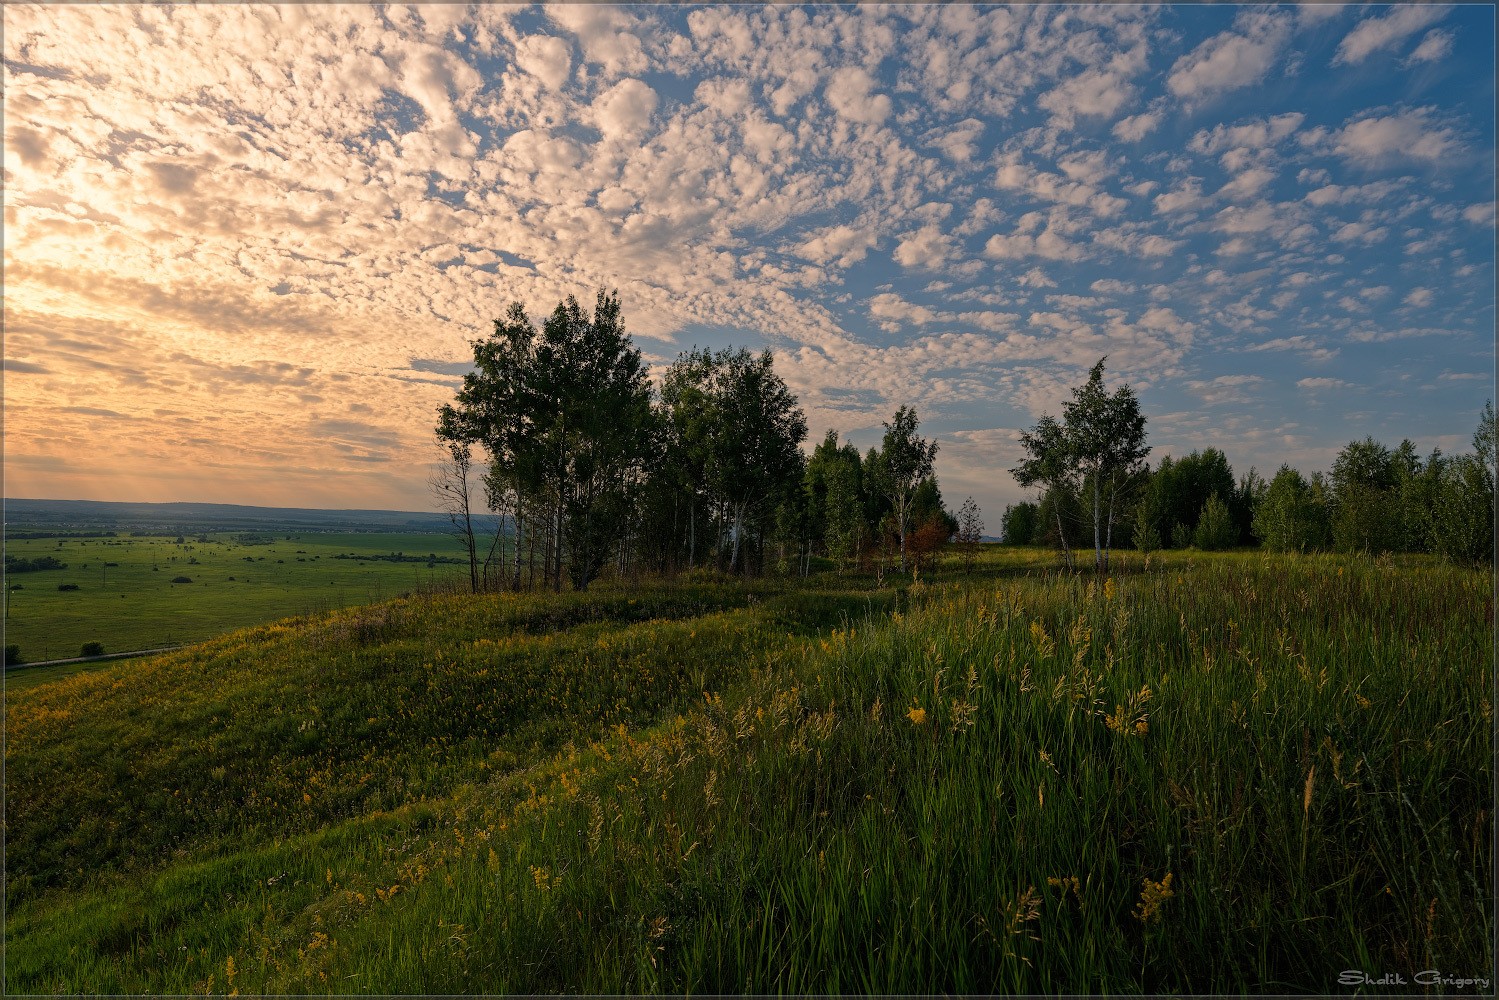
907;706;927;725
1133;872;1175;923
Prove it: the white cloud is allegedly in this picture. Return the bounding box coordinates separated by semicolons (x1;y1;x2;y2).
1154;179;1207;215
1403;287;1433;308
1112;111;1160;142
1462;202;1495;225
592;79;658;138
984;219;1086;263
1190;112;1304;157
1328;109;1463;166
1219;167;1275;202
893;224;954;270
1332;5;1447;67
1404;29;1455;66
1332;221;1389;245
1186;373;1267;405
1167;10;1289;103
798;224;878;268
1297;377;1351;390
868;291;940;327
825;66;891;125
546;5;648;78
924;118;985;163
514;33;573;90
1039;69;1133;129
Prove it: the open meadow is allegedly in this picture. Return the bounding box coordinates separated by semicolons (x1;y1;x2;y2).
4;547;1491;994
3;531;472;667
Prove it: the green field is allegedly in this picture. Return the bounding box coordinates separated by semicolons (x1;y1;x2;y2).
4;547;1491;993
3;531;472;664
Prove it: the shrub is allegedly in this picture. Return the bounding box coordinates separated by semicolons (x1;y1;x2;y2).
80;642;105;657
171;576;193;584
4;644;20;666
57;583;80;592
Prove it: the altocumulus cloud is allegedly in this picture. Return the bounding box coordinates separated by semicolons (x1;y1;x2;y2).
1;3;1492;517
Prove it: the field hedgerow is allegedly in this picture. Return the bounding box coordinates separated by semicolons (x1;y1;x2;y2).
3;550;1491;994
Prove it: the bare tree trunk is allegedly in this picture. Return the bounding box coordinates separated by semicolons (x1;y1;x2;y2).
1055;504;1074;570
1104;484;1116;574
1093;475;1103;572
431;441;480;593
512;497;524;591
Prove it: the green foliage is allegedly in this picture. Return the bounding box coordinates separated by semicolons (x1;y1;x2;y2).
1141;450;1237;549
79;642;105;657
1013;359;1148;570
868;406;938;570
959;500;983;563
1132;514;1161;554
1253;466;1319;552
1430;454;1495;565
6;643;22;666
821;449;867;570
661;347;808;574
440;292;658;591
1000;501;1038;546
1191;494;1236;550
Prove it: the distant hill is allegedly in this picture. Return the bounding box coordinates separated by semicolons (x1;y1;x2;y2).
3;498;455;534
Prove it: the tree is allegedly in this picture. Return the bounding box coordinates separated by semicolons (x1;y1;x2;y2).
1132;489;1162;554
1192;494;1236;550
1014;358;1149;572
438;290;656;592
820;441;867;572
1430;402;1496;565
1011;415;1078;567
442;301;539;591
429;435;480;592
1253;465;1319;553
1001;501;1039;546
1330;437;1397;553
956;497;984;571
662;347;806;574
1232;467;1267;546
869;406;938;572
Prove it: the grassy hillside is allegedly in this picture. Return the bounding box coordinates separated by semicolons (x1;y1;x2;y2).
5;549;1491;993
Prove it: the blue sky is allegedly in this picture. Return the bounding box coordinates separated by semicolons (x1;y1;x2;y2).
3;4;1494;521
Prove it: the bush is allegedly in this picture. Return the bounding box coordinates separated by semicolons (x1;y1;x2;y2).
171;576;193;584
5;644;21;666
80;642;105;657
57;583;80;592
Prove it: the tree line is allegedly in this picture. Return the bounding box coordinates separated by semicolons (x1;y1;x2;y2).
436;290;1493;591
1004;392;1496;567
433;291;966;592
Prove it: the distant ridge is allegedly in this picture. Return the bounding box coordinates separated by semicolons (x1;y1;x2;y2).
3;498;455;534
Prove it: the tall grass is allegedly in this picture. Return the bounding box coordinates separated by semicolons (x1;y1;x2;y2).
5;551;1490;993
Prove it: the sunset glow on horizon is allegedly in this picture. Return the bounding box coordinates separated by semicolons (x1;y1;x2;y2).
3;4;1494;520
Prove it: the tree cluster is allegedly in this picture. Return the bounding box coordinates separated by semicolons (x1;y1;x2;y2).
1005;363;1493;567
435;293;960;591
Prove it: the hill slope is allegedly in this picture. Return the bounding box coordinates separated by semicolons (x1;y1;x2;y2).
5;552;1491;993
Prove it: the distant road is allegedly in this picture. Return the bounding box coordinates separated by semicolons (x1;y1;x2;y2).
5;646;186;673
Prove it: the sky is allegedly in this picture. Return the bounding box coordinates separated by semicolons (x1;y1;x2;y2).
3;3;1495;524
